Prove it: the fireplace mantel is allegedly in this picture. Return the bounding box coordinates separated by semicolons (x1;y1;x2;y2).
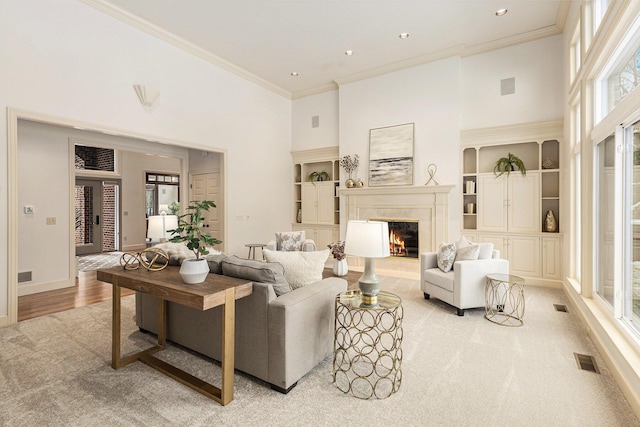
339;184;453;260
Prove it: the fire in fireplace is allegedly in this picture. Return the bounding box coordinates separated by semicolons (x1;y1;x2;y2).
378;220;419;259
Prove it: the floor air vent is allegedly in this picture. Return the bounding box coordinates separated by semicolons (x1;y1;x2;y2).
553;304;568;313
574;353;600;374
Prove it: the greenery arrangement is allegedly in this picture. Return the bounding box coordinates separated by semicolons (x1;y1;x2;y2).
309;170;330;181
339;154;359;177
169;200;222;259
168;201;180;216
494;152;526;177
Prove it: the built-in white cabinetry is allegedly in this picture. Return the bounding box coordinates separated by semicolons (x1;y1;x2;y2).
461;120;563;286
292;147;340;249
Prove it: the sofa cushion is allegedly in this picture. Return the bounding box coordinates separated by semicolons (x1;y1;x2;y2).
221;255;292;296
275;231;306;251
206;253;228;274
437;242;456;273
263;249;329;290
455;244;479;261
477;242;494;259
423;267;455;293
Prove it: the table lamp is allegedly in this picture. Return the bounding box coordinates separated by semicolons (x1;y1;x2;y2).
344;220;390;307
147;214;178;242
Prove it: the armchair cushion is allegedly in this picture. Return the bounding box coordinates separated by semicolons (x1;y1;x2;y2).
455;244;480;262
263;249;330;290
221;255;292;296
276;231;306;251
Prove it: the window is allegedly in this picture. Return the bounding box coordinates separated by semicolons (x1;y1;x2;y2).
570;20;581;83
596;133;616;308
145;172;179;217
571;100;581;283
75;144;116;172
594;0;611;34
623;120;640;332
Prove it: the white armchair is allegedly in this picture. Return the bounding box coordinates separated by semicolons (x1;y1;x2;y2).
266;231;316;252
420;243;509;316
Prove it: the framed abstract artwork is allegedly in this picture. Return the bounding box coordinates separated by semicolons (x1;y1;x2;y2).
368;123;414;186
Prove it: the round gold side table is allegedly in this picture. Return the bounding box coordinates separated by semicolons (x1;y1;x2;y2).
333;290;403;399
485;273;526;327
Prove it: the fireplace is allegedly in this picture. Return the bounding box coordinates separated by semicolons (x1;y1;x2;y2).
373;219;419;258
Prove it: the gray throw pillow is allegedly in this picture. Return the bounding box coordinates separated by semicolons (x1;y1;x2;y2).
206;253;228;274
221;255;292;296
437;242;456;273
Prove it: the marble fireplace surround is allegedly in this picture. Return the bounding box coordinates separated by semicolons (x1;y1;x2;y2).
339;185;453;272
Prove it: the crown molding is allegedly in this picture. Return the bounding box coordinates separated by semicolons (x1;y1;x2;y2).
292;82;339;100
461;119;564;147
555;0;571;32
79;0;293;99
462;25;562;58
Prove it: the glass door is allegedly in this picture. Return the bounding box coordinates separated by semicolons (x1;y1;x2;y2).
75;179;103;255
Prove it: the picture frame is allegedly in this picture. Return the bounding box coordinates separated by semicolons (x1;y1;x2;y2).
368;123;414;186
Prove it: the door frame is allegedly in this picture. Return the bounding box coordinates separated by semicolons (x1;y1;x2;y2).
6;107;228;326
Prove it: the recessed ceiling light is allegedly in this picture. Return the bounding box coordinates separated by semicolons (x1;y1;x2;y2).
495;8;508;16
399;33;409;39
345;50;353;56
290;72;299;77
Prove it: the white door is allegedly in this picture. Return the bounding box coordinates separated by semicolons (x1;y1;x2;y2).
508;235;541;278
191;172;222;242
301;183;318;223
316;182;335;225
478;174;507;232
542;236;562;280
508;172;540;233
75;179;103;255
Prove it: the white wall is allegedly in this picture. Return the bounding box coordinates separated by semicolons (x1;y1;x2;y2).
0;0;292;320
339;57;463;238
461;35;564;129
292;90;339;151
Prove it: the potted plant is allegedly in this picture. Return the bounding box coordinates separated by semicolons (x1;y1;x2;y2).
309;170;330;182
169;200;222;284
494;152;527;177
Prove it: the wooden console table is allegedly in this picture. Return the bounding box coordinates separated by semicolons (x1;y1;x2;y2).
97;266;252;406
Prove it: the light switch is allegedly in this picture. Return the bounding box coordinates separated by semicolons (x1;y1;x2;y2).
46;217;56;225
24;205;34;214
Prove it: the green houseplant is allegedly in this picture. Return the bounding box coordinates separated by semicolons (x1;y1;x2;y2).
309;170;330;182
169;200;222;284
493;152;527;177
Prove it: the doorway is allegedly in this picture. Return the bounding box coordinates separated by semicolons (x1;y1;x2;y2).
191;172;222;241
75;179;120;256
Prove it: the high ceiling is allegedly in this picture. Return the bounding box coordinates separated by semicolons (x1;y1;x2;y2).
93;0;570;98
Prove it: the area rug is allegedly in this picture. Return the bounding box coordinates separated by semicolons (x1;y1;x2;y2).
1;277;638;426
77;252;123;272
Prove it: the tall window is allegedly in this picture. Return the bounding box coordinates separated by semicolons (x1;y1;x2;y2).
594;0;611;34
596;133;616;307
570;21;581;83
623;121;640;332
571;100;581;283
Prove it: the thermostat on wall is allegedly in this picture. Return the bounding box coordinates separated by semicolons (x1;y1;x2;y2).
24;205;34;214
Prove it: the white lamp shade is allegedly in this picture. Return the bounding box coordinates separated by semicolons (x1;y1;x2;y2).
344;220;390;258
147;215;178;240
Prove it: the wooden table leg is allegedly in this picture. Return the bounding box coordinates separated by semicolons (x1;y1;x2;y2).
112;282;121;369
220;287;235;405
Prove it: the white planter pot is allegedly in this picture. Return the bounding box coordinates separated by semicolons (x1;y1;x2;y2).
179;258;209;284
333;259;348;277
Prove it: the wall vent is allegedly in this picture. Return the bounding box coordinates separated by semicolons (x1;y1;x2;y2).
18;271;32;283
501;77;515;95
553;304;568;313
311;115;320;128
574;353;600;374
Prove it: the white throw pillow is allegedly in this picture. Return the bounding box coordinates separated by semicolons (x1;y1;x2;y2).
456;235;473;250
263;249;330;289
455;244;480;261
436;242;456;273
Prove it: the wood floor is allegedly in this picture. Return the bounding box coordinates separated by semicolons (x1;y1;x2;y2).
18;270;134;321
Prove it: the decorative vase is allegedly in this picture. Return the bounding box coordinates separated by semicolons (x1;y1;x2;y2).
333;258;348;276
355;179;364;188
544;210;558;232
345;173;355;188
179;258;209;284
297;208;302;223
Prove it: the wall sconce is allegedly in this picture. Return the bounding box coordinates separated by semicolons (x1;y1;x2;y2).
133;84;160;107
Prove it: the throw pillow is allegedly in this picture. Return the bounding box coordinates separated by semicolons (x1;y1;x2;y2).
205;253;228;274
147;242;222;265
221;255;291;296
275;231;305;251
263;248;329;290
455;244;480;261
456;235;473;250
436;242;456;273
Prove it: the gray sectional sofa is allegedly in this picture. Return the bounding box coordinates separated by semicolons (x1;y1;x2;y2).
135;255;347;393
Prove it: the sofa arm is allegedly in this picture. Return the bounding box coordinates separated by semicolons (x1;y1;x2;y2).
266;240;277;251
267;277;347;390
453;258;509;308
420;252;438;274
302;239;316;252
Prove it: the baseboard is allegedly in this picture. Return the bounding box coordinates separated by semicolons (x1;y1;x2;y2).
519;276;562;288
562;280;640;419
18;279;74;296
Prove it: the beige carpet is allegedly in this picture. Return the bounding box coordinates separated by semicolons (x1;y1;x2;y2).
1;276;639;426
